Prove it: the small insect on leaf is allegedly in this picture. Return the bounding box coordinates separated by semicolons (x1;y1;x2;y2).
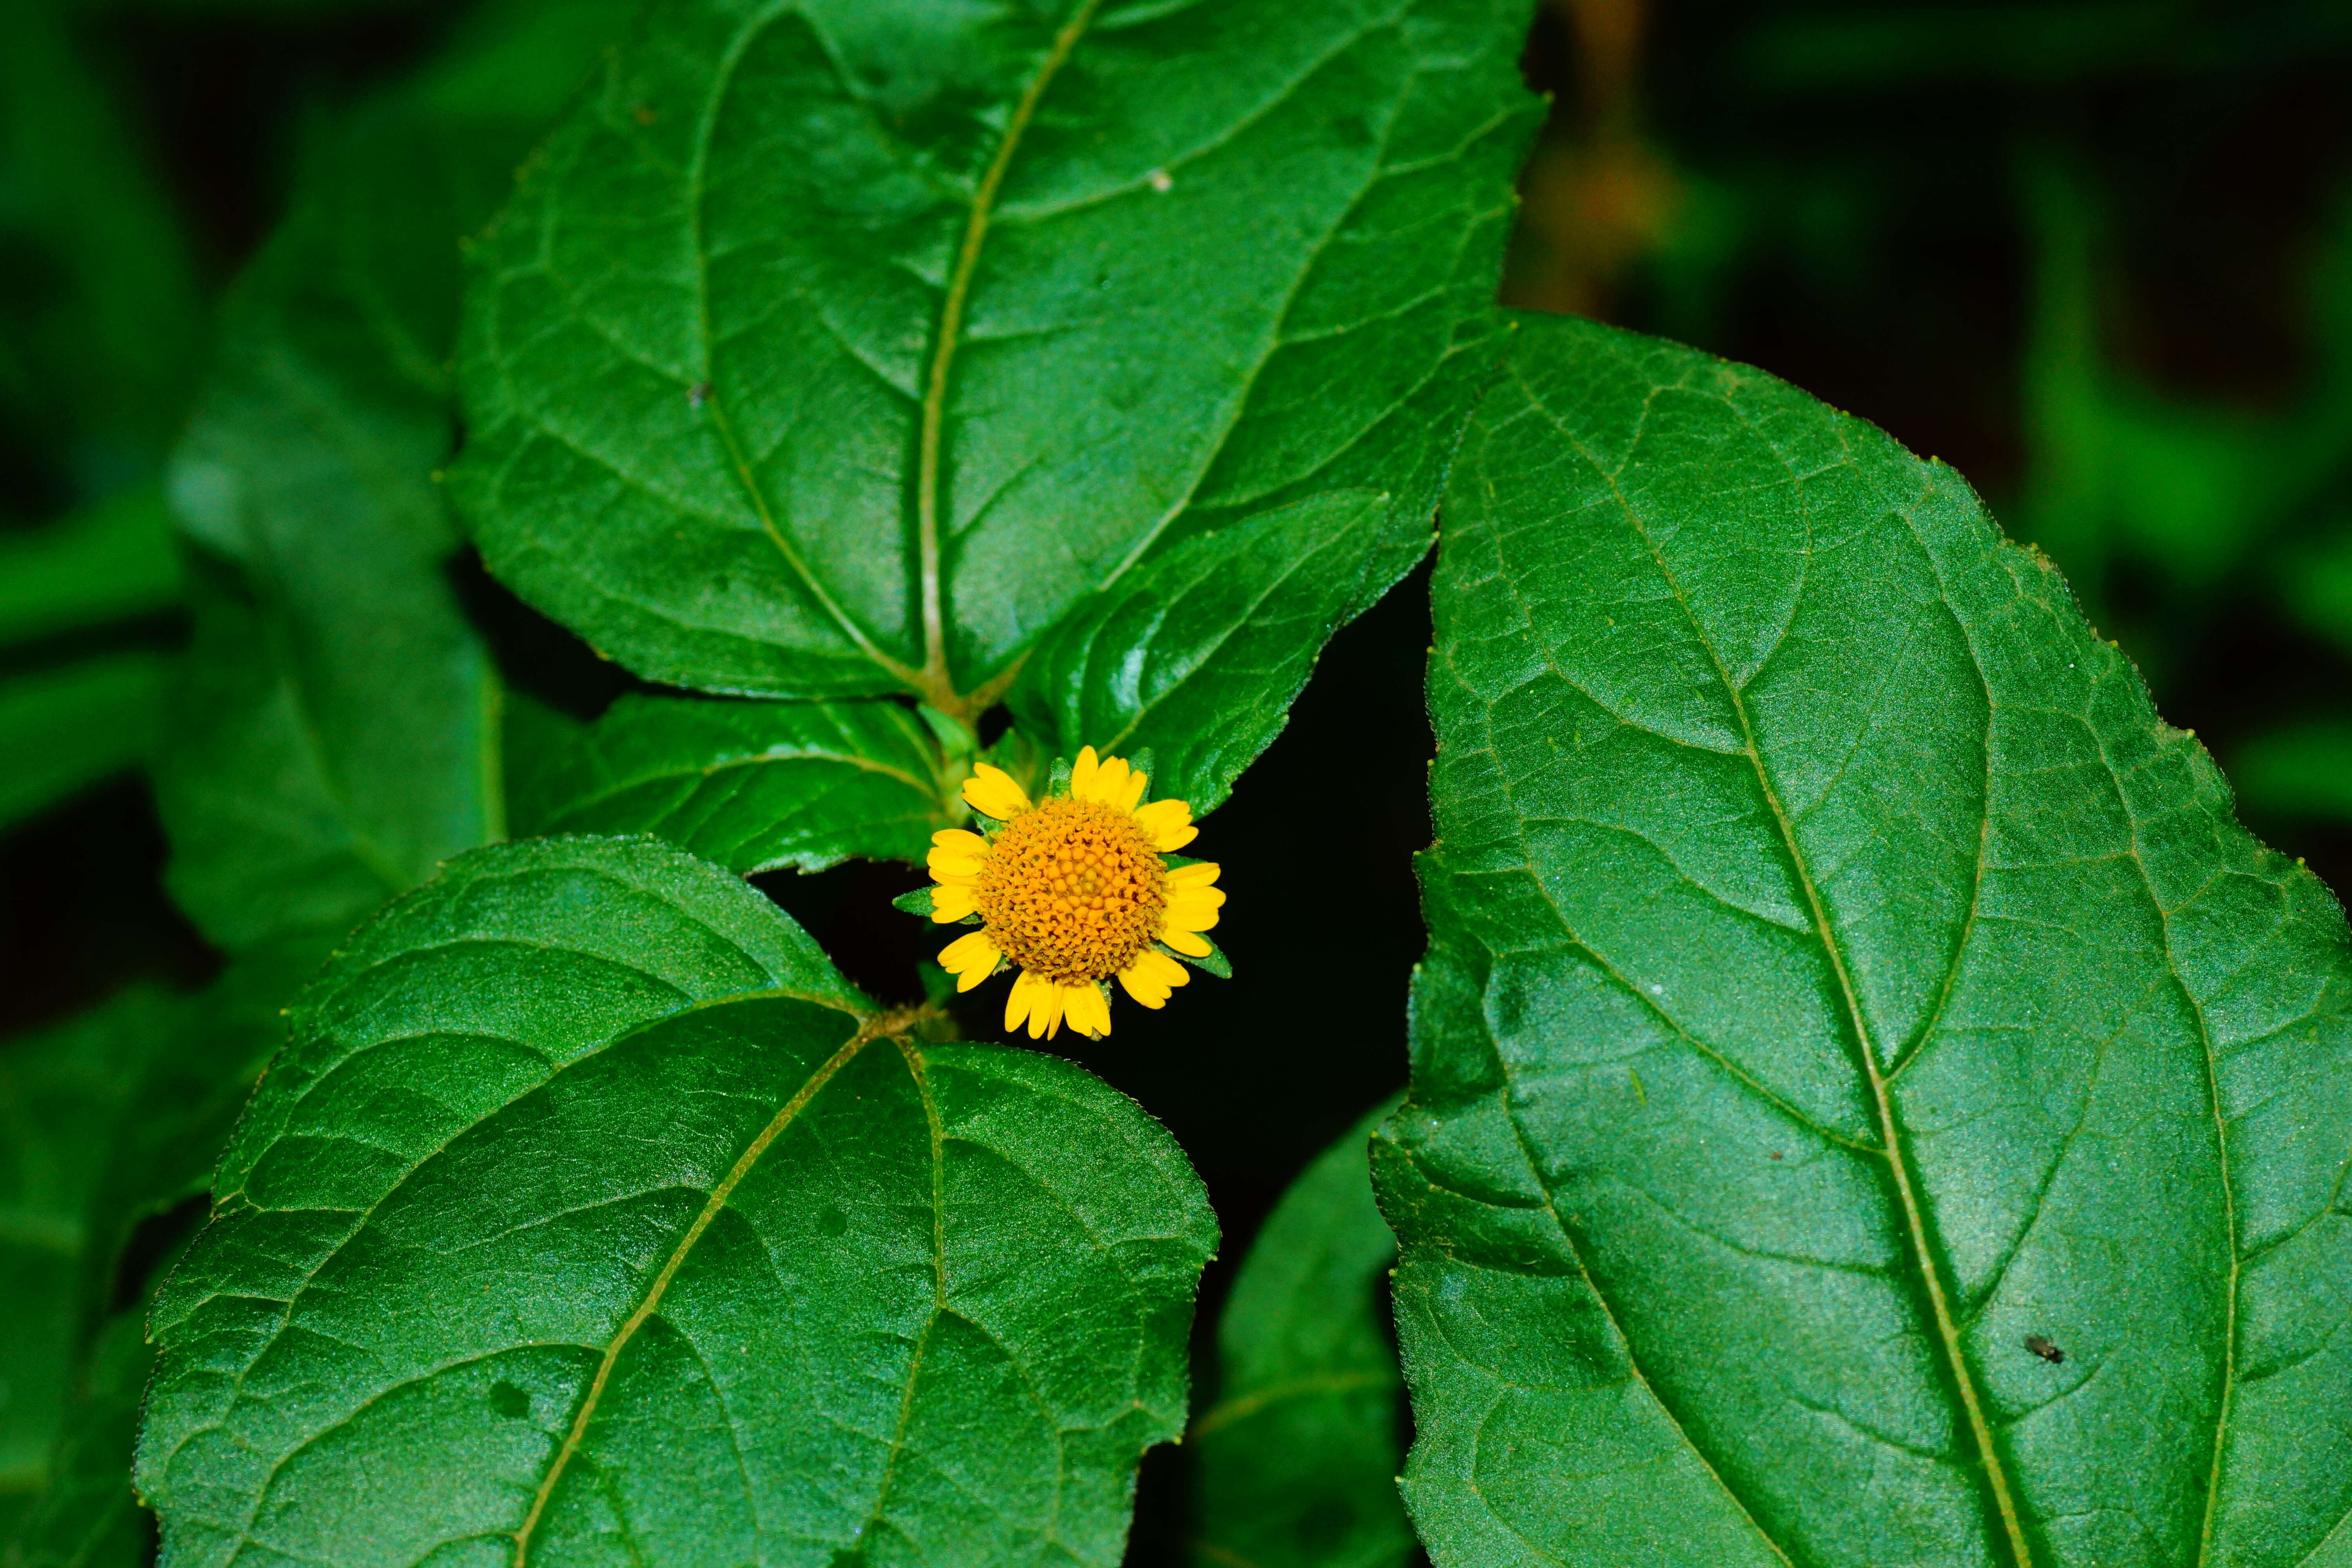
2024;1334;2065;1364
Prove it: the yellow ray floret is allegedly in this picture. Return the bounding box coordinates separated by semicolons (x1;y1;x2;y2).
920;745;1226;1039
938;930;1002;992
962;763;1032;821
1116;948;1191;1008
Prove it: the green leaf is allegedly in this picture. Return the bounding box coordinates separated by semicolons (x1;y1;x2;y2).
512;692;966;873
80;933;338;1309
0;0;206;472
4;1310;155;1568
154;5;630;950
1377;314;2352;1566
138;835;1216;1564
1171;937;1234;980
0;940;335;1562
453;0;1541;718
0;653;166;833
0;485;180;649
0;989;173;1503
1011;488;1425;815
1194;1098;1409;1568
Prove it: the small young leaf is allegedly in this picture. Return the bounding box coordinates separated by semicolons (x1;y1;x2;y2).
1013;488;1426;815
453;0;1541;715
1379;314;2352;1566
1193;1098;1410;1568
893;885;938;918
513;692;965;873
1168;937;1234;980
138;836;1216;1565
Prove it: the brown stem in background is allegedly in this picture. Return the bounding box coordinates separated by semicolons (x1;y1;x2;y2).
1504;0;1679;320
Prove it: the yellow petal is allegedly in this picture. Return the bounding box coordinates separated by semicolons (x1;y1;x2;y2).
931;828;989;855
1132;799;1195;851
929;884;980;923
962;764;1032;820
1027;979;1065;1040
1116;767;1148;811
1116;948;1189;1008
1161;928;1213;958
926;848;985;882
1064;982;1111;1040
938;931;1000;991
1136;947;1190;988
1082;757;1129;808
1004;969;1042;1032
1164;897;1222;933
1167;860;1220;889
1069;746;1100;799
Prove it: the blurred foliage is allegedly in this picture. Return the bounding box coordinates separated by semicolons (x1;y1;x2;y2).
3;0;2351;1558
1507;0;2352;872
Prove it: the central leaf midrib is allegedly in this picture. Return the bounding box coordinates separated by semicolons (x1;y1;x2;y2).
1521;369;2036;1566
911;0;1106;710
508;1009;909;1563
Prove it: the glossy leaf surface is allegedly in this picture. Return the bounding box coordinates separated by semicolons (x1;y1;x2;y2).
1377;315;2352;1567
454;0;1538;715
138;836;1216;1566
1193;1099;1409;1568
512;692;963;872
1012;488;1428;816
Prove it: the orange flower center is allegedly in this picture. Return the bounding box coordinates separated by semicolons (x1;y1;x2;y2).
976;797;1167;982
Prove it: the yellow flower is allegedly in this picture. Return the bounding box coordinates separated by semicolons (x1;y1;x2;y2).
918;746;1224;1041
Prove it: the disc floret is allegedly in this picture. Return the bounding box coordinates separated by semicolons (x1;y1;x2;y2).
914;746;1226;1040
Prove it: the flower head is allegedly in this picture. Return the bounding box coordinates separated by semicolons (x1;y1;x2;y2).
915;746;1225;1041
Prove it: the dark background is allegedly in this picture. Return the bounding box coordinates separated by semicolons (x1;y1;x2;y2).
5;0;2351;1559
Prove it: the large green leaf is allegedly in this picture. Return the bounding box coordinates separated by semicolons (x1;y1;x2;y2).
1193;1099;1410;1568
138;835;1216;1565
511;692;966;873
1376;314;2352;1567
453;0;1539;726
154;0;636;950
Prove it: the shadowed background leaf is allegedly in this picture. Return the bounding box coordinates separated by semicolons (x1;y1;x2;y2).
1192;1098;1409;1568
